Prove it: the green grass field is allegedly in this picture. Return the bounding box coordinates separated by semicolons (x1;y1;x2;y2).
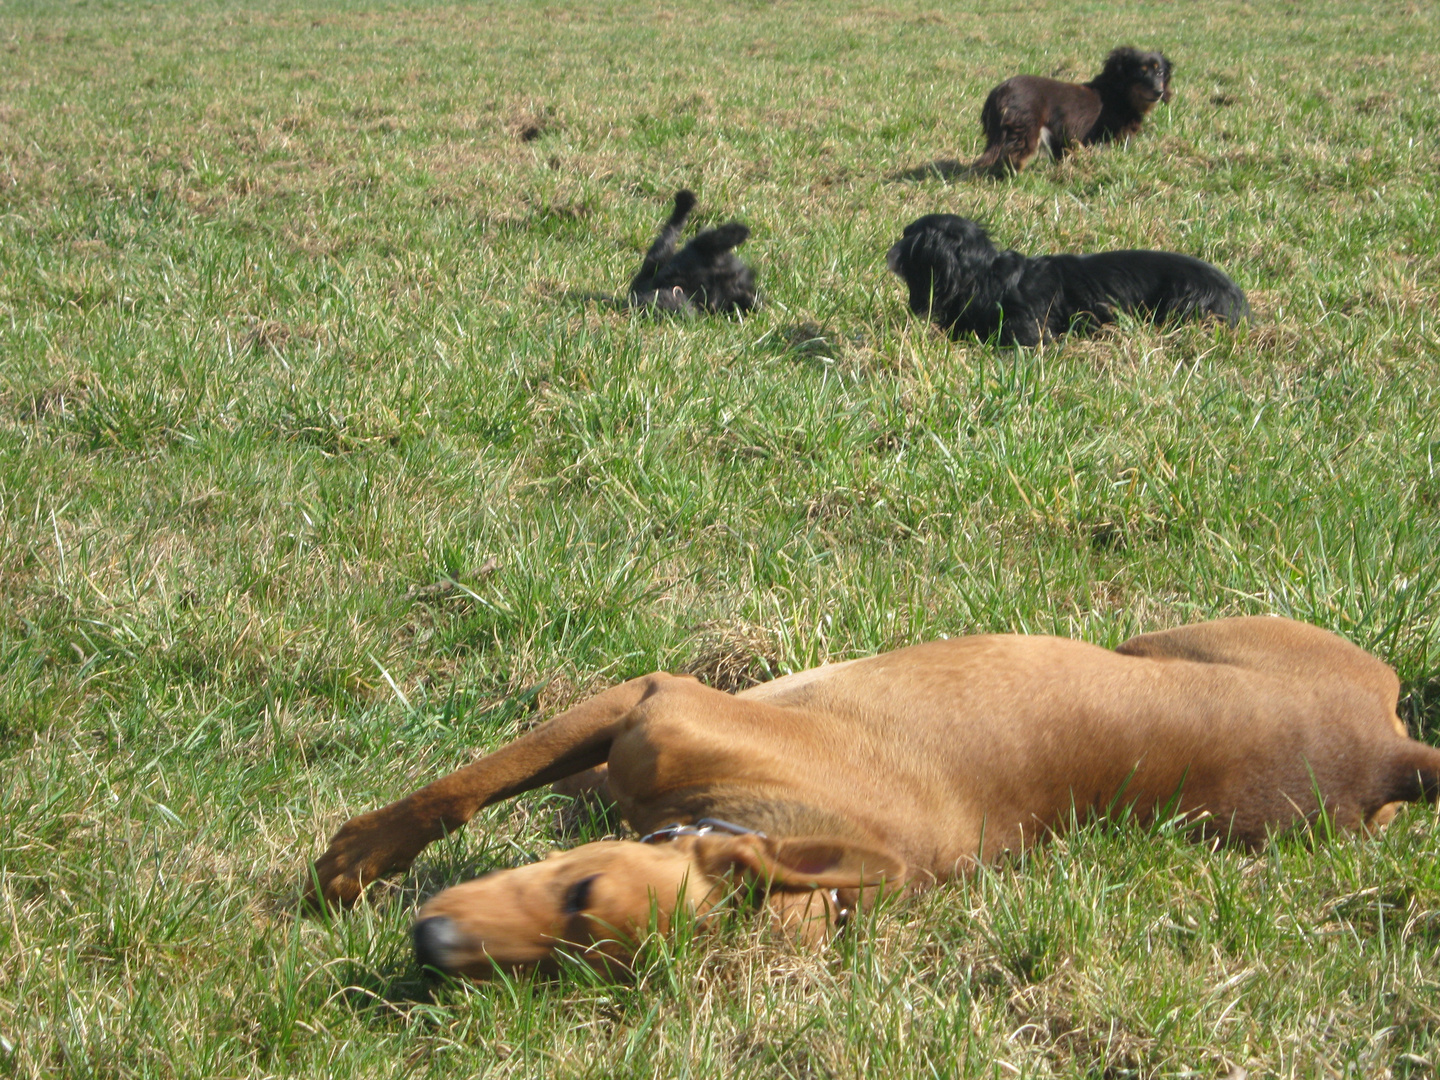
3;0;1439;1075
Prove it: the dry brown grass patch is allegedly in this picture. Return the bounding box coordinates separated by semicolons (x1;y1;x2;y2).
679;619;782;692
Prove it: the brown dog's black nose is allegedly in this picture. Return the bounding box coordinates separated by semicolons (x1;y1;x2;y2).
413;916;462;973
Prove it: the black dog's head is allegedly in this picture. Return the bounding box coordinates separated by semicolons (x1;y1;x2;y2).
886;215;1001;320
1099;47;1174;106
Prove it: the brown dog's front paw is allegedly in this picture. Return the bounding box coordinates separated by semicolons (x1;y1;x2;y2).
306;805;428;912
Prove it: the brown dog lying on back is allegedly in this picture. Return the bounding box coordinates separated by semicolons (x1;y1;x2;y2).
973;47;1173;176
309;617;1440;979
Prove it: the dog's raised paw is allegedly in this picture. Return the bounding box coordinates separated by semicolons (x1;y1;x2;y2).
307;805;430;910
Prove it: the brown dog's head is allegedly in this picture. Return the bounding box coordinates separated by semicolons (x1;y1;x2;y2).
1100;47;1174;108
411;833;905;977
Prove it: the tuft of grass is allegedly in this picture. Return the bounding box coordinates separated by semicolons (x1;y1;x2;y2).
1;0;1439;1075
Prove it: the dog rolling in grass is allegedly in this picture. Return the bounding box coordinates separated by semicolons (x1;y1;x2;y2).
310;617;1440;978
628;190;758;315
887;214;1249;346
973;47;1173;176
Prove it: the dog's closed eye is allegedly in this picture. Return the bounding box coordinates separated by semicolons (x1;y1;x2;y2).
562;874;600;915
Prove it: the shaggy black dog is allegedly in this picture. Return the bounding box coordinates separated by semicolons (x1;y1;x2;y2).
972;47;1173;176
887;215;1249;346
628;190;758;314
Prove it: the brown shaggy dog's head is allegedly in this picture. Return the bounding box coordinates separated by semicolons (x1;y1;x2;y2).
1098;46;1174;109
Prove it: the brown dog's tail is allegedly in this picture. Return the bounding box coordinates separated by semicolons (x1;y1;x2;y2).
969;145;1007;176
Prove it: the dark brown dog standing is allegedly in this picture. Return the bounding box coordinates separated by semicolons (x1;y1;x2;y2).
309;617;1440;977
973;47;1173;175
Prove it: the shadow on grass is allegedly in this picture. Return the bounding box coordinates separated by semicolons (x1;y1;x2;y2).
1401;675;1440;743
554;289;627;309
752;320;869;371
888;158;980;182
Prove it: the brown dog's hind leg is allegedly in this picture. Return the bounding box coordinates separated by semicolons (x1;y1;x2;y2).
1381;740;1440;810
1365;740;1440;833
1116;616;1404;724
309;673;679;908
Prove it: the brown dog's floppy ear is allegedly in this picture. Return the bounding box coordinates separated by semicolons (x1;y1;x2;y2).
690;833;906;891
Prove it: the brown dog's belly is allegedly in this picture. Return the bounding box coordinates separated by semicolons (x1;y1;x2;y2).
605;634;1407;881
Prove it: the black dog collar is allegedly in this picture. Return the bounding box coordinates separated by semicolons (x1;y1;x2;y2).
638;817;766;844
641;819;852;930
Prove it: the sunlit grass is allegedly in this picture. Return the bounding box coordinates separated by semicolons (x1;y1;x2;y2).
2;0;1438;1075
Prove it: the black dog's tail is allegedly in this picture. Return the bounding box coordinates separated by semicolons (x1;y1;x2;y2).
1222;284;1252;326
686;222;750;257
637;189;698;279
1185;272;1250;327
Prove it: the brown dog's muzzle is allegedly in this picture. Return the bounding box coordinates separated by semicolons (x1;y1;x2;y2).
410;833;905;978
410;841;715;976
